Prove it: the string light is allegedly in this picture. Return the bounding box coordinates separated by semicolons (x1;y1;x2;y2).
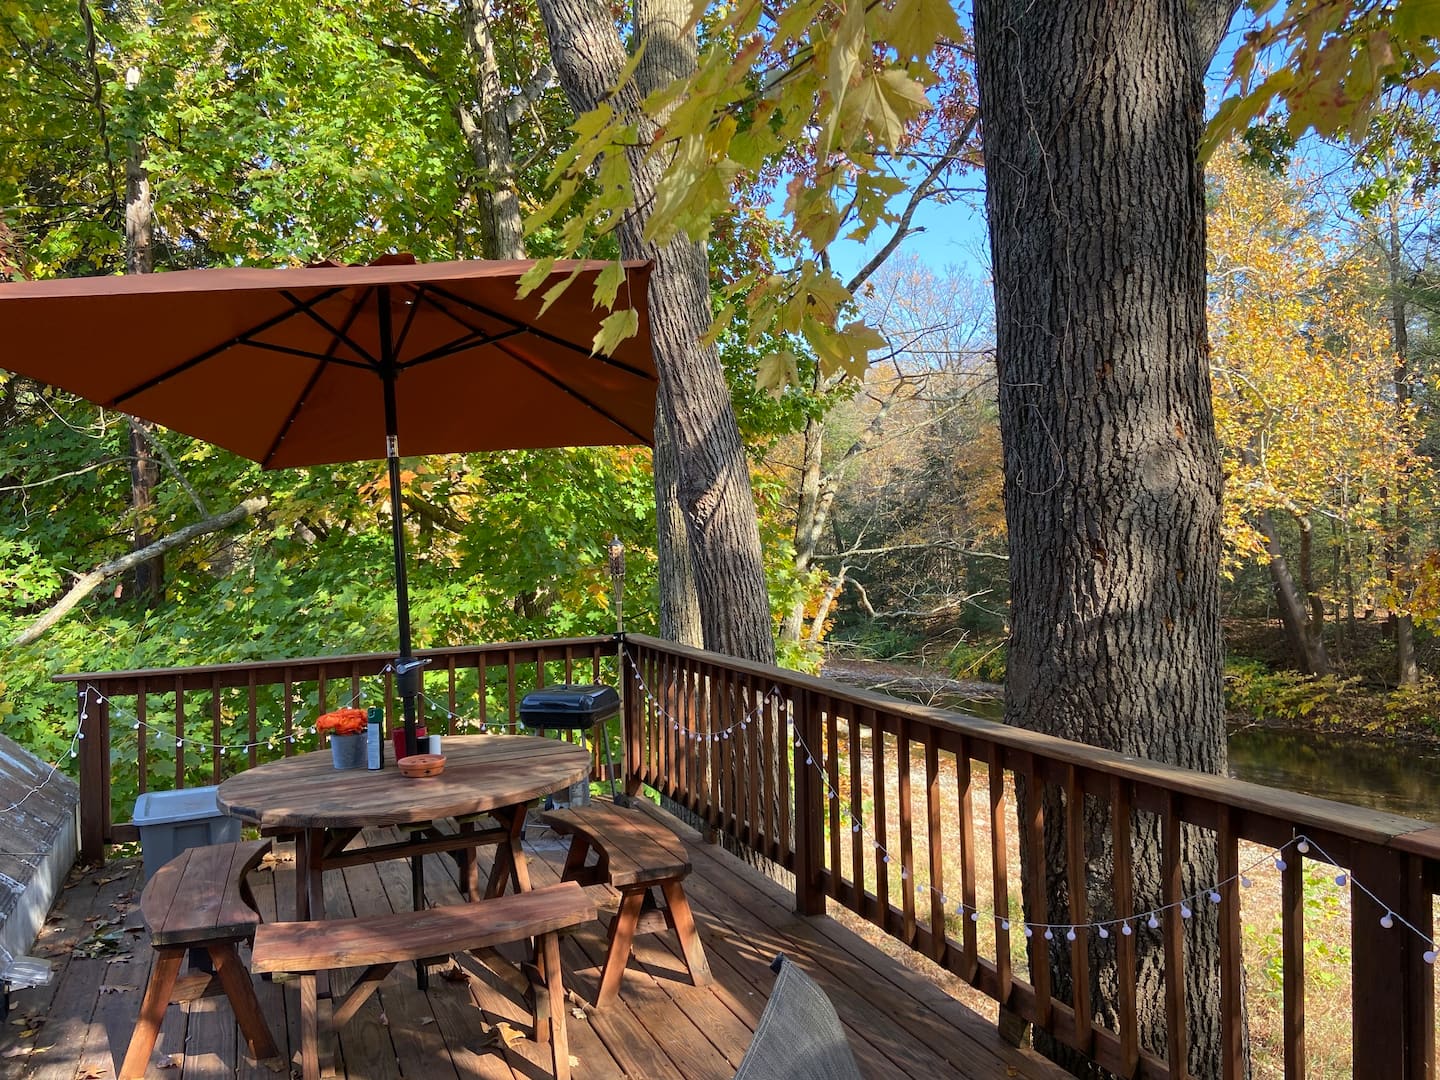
622;653;1439;963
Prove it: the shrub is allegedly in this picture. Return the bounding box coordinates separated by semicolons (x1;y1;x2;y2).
948;640;1007;684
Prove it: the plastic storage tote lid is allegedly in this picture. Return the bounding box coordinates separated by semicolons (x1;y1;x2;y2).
132;785;227;827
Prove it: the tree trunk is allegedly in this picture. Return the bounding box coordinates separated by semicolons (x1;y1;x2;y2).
1387;202;1418;685
536;0;775;664
1257;511;1331;675
124;50;164;607
780;390;826;643
975;1;1237;1073
458;0;526;261
655;396;703;645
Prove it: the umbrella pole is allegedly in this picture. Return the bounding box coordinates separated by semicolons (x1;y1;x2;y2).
380;291;430;992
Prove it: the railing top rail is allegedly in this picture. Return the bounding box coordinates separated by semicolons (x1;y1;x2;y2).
54;636;616;686
624;632;1440;854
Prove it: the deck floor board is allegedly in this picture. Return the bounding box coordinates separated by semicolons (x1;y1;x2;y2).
5;807;1067;1080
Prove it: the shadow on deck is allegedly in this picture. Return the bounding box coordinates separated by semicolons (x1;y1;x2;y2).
4;804;1065;1079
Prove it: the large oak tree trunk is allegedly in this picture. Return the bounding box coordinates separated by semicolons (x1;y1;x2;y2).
536;0;774;663
975;1;1237;1073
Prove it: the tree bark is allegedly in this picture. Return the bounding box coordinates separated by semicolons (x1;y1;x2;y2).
458;0;527;260
536;0;775;663
655;396;703;645
975;1;1237;1073
123;45;164;607
1386;200;1418;685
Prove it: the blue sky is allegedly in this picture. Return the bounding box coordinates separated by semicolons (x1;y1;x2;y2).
826;11;1257;284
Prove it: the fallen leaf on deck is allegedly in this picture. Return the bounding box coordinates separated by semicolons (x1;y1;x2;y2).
419;1016;436;1026
159;1054;181;1069
569;1056;579;1068
570;1007;586;1020
98;984;135;994
439;965;469;983
77;1067;109;1078
478;1020;525;1048
378;1011;389;1026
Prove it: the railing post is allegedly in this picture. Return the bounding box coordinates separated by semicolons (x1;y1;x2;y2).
793;689;825;916
620;638;643;802
77;684;108;866
1350;845;1433;1078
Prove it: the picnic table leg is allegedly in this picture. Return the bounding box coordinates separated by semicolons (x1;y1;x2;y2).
485;804;532;897
119;948;183;1079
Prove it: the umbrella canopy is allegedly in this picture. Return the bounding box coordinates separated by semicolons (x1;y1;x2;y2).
0;255;656;467
0;256;657;756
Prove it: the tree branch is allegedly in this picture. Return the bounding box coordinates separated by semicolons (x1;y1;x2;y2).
845;113;979;295
402;492;468;534
8;497;267;648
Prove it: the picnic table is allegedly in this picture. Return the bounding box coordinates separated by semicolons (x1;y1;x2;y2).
216;733;592;921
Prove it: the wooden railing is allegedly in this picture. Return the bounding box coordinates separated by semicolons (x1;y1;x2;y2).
61;631;1439;1076
620;634;1439;1079
60;637;616;863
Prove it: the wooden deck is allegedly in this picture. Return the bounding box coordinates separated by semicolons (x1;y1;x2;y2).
3;804;1066;1080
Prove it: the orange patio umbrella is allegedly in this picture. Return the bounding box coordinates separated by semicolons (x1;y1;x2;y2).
0;255;657;758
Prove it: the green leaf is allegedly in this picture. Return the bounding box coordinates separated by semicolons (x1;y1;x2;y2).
516;258;557;300
1394;0;1440;44
592;307;640;356
844;70;931;148
882;0;963;60
756;350;799;396
592;259;625;309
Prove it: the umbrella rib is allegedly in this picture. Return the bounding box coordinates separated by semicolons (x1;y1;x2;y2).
392;283;425;358
395;326;529;371
490;337;653;446
423;285;657;383
112;287;349;406
260;293;371;468
244;340;374;371
282;288;382;370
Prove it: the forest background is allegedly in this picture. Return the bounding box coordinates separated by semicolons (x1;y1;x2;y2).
0;0;1438;771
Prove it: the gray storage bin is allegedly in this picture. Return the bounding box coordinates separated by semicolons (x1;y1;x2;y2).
132;786;241;881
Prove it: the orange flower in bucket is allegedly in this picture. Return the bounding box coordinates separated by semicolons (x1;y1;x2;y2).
316;708;367;737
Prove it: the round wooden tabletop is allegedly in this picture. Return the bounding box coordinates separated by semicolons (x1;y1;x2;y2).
215;734;592;829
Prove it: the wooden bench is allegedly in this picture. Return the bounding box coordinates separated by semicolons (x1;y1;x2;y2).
250;881;594;1080
540;801;713;1008
121;839;279;1079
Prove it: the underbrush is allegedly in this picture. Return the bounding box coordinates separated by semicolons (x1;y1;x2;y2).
1224;658;1440;742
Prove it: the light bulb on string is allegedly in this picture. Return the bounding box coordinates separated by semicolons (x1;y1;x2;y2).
1147;914;1160;930
1297;839;1310;854
1098;925;1110;939
1002;919;1011;931
1274;857;1287;871
1335;873;1348;886
1180;904;1192;920
1208;890;1221;904
1121;922;1133;937
1382;912;1395;929
1065;927;1077;942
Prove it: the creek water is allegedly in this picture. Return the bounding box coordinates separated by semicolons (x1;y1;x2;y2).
844;674;1440;825
1226;725;1440;824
